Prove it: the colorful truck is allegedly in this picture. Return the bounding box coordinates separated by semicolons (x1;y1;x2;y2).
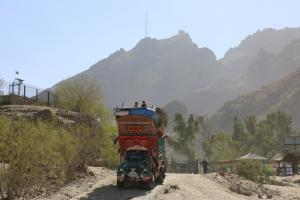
114;107;167;189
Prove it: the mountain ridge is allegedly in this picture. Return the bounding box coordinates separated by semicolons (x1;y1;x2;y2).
209;68;300;132
182;27;300;115
67;30;222;109
52;27;300;121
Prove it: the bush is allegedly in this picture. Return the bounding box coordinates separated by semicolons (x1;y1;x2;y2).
233;160;273;183
100;123;119;168
0;117;78;199
0;115;117;200
263;164;274;178
233;160;264;182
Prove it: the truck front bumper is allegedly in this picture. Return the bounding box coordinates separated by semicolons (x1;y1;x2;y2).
117;174;152;183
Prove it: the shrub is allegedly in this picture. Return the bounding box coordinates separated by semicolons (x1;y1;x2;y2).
233;160;264;182
263;164;274;179
100;123;119;168
0;117;77;199
0;115;116;200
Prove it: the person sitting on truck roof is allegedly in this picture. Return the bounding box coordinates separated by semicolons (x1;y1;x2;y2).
141;100;147;108
134;101;138;108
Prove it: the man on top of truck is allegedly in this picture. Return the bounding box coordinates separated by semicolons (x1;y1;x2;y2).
134;101;138;108
141;100;147;108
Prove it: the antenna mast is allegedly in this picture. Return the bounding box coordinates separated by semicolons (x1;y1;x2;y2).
145;11;148;37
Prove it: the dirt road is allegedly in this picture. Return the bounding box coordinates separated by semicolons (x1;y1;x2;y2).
40;168;300;200
72;173;253;200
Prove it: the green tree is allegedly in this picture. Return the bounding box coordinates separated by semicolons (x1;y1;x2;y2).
168;113;203;161
244;115;257;136
231;111;294;158
252;120;276;157
55;75;118;169
203;132;242;161
266;111;293;148
232;116;244;141
240;115;257;149
55;75;106;117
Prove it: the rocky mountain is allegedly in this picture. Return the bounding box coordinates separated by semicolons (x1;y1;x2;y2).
208;36;300;132
162;99;188;119
181;28;300;115
221;27;300;73
244;38;300;88
209;68;300;132
162;99;188;130
54;28;300;120
64;31;223;109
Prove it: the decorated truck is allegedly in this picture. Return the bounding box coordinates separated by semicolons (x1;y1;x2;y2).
114;107;167;189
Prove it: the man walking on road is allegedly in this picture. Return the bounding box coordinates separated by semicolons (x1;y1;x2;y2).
202;159;208;174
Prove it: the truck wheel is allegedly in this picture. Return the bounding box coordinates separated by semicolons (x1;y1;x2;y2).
145;178;155;190
117;180;124;189
156;167;165;184
157;174;165;184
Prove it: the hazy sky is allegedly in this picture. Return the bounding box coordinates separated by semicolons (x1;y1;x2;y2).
0;0;300;88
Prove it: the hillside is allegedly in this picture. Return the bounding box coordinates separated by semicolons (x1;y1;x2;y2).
71;30;222;109
244;38;300;90
53;28;300;116
0;105;93;123
209;69;300;132
182;28;300;114
221;27;300;73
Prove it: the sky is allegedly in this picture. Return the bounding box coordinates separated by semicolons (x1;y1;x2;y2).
0;0;300;88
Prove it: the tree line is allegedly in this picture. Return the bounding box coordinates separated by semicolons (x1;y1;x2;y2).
169;111;296;161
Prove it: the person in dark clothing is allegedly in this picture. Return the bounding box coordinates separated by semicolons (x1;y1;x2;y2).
134;101;138;108
202;158;208;174
141;100;147;108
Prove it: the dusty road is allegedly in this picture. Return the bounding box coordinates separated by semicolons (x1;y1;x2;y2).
72;173;253;200
39;168;300;200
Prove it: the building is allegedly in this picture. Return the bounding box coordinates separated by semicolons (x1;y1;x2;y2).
272;136;300;176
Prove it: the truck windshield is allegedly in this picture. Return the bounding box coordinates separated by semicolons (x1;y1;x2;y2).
125;150;149;163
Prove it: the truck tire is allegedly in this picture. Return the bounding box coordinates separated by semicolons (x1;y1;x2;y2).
156;167;165;184
117;180;124;189
145;177;155;190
